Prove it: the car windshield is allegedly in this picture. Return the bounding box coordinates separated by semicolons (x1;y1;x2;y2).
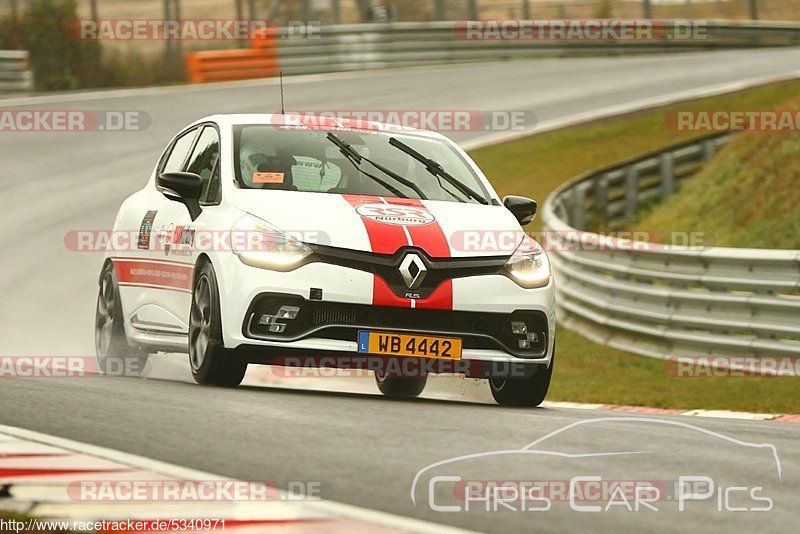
233;124;490;204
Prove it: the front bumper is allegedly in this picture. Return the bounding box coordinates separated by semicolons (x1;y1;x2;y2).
215;255;556;369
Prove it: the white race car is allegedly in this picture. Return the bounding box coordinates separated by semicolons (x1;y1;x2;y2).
96;115;555;406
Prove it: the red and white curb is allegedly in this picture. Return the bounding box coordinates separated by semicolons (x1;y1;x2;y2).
0;424;473;533
542;401;800;423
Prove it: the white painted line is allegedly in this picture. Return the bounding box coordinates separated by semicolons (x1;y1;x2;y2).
539;401;800;423
680;409;780;421
541;401;606;410
0;424;475;534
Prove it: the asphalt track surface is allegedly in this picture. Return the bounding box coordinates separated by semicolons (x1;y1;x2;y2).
2;49;800;533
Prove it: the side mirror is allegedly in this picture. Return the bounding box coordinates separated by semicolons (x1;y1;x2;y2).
503;195;537;226
157;172;203;221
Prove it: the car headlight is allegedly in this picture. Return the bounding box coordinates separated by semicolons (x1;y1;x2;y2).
232;214;312;271
505;236;551;288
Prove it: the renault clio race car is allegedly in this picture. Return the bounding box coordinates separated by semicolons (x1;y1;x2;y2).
95;114;555;406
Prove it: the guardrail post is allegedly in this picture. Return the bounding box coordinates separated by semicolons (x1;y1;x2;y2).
594;176;608;223
625;165;638;219
702;139;716;160
569;186;586;230
660;153;675;200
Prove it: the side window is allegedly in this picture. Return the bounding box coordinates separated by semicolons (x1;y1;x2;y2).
162;128;199;174
185;126;221;204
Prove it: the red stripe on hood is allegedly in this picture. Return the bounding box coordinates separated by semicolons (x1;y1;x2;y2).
383;197;451;258
342;194;452;310
342;194;408;255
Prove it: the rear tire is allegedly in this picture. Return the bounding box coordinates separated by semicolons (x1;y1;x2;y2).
489;347;555;407
95;262;150;377
189;261;247;387
375;369;427;398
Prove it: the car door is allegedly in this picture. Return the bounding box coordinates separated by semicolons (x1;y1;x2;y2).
149;125;223;334
120;126;202;337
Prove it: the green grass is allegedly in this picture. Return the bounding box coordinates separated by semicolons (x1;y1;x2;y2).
468;78;800;414
632;112;800;249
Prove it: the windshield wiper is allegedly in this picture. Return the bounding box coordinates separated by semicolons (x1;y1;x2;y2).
326;132;428;200
388;137;488;205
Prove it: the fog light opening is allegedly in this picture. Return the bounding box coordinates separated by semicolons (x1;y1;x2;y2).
510;321;528;335
258;304;301;334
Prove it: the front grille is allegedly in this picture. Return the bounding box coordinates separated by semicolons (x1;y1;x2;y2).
243;293;548;358
309;245;508;300
312;304;359;326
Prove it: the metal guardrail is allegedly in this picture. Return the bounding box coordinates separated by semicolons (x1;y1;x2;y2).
541;133;800;360
0;50;33;93
273;20;800;76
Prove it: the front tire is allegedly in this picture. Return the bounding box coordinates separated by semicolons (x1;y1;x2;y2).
95;262;149;377
489;348;555;407
189;261;247;387
375;368;427;398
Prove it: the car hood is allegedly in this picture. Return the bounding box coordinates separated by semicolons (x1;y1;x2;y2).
233;190;525;258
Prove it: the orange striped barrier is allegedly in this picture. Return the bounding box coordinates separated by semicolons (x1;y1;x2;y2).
186;28;278;83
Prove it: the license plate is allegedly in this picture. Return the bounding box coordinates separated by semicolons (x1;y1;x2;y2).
357;331;462;360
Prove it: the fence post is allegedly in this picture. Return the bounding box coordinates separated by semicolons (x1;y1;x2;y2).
163;0;173;77
660;152;675;200
468;0;478;20
625;165;639;219
749;0;759;20
434;0;445;21
643;0;652;18
173;0;182;71
522;0;531;19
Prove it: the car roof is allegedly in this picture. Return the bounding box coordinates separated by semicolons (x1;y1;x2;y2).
186;114;448;140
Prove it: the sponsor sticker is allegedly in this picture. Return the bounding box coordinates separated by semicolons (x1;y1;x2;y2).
137;210;157;250
253;171;285;184
355;204;435;226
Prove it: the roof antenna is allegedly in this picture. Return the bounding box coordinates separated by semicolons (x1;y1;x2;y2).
280;71;285;114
